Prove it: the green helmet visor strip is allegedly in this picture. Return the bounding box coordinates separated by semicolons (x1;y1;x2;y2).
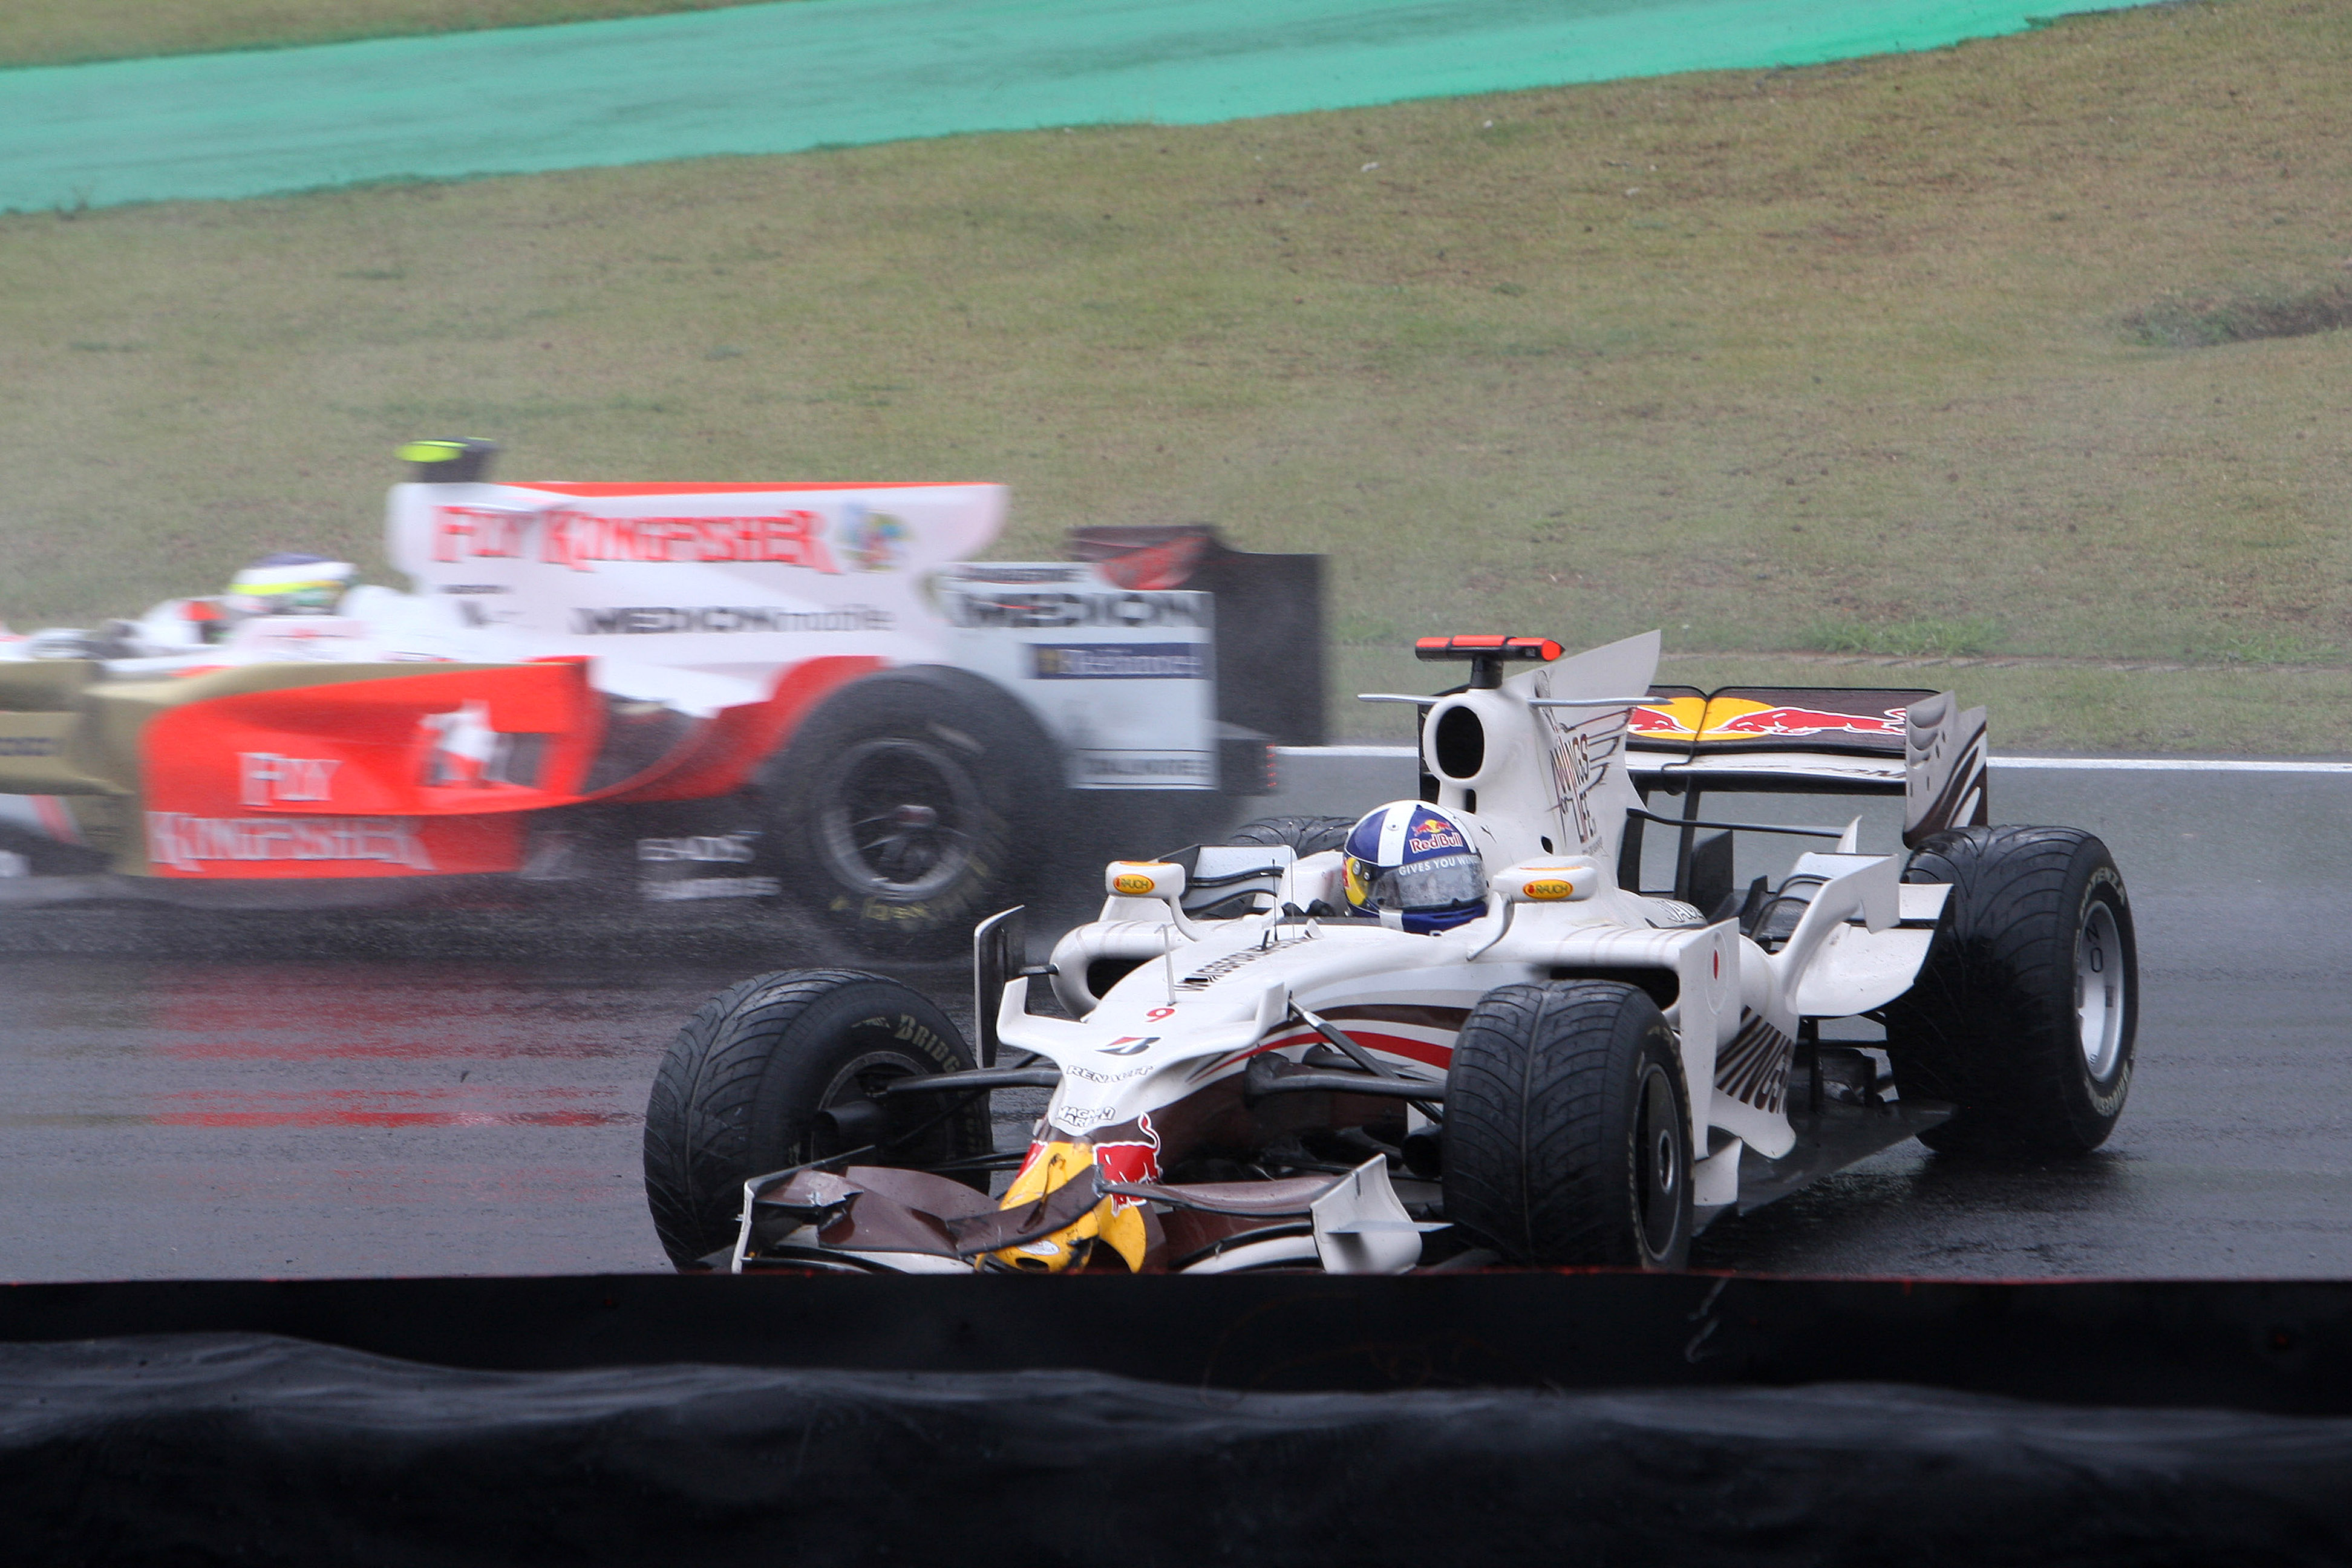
224;562;357;610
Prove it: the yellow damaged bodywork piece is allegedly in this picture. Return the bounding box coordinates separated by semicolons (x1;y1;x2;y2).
981;1138;1148;1274
1096;1199;1148;1272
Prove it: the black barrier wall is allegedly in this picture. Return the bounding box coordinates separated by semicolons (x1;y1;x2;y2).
6;1271;2352;1410
11;1327;2352;1567
15;1276;2352;1564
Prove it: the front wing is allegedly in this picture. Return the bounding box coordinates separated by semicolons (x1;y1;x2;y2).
724;1156;1443;1276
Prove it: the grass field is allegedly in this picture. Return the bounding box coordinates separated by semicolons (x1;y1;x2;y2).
0;0;757;68
1;0;2347;750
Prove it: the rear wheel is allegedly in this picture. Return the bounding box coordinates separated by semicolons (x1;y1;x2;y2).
1442;980;1691;1269
1885;825;2136;1156
760;667;1064;958
1227;814;1357;857
641;969;991;1267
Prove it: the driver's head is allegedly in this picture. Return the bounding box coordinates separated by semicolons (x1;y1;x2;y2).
224;553;358;616
1342;801;1488;933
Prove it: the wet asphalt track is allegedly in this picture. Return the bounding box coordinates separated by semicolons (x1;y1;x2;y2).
1;758;2346;1283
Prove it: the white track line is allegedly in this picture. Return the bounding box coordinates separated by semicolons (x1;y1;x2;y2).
1993;757;2352;773
1277;747;2352;774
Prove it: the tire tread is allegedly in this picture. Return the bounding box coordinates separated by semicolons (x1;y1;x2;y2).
1888;825;2135;1155
1228;815;1357;858
642;969;975;1265
1443;981;1688;1267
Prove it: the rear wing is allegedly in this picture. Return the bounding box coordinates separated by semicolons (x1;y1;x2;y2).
1066;524;1326;747
1627;686;1987;849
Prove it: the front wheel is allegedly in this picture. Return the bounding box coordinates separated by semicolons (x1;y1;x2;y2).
641;969;991;1267
1442;980;1691;1269
1885;825;2137;1156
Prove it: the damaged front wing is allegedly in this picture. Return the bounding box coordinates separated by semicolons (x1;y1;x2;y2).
718;1155;1443;1276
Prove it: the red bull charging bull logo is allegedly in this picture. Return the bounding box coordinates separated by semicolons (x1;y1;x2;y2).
1628;696;1705;740
1628;694;1905;744
1710;701;1905;739
1407;818;1466;854
1094;1116;1161;1212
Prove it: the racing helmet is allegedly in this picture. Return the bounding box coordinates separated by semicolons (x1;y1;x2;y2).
1342;802;1489;934
224;553;358;616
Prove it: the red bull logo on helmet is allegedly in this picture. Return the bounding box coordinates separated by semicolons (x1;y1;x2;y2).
1406;816;1466;855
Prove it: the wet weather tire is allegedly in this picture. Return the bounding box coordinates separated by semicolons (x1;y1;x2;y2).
642;969;990;1267
761;667;1064;959
1227;815;1358;858
1885;826;2137;1157
1442;980;1692;1269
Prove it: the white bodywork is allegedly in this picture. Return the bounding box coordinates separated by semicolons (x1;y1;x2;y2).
998;632;1947;1208
1;479;1223;795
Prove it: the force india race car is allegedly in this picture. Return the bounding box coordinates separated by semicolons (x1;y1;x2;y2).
0;441;1320;953
644;630;2136;1273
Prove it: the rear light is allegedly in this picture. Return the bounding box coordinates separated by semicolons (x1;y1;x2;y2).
1414;635;1564;690
1415;634;1563;663
1217;731;1278;795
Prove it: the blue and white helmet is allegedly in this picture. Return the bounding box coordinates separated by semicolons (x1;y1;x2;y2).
1342;802;1488;934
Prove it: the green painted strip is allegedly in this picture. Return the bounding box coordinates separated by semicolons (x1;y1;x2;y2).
0;0;2149;211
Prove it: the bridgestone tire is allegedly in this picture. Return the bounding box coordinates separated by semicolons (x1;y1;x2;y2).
760;667;1065;958
1442;981;1693;1269
1227;815;1358;858
642;969;990;1267
1885;825;2137;1157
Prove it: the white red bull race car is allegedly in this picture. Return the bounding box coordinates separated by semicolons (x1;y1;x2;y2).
0;441;1318;953
644;630;2137;1273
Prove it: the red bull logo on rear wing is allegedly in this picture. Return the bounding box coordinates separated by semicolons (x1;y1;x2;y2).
1713;701;1904;739
1627;687;1938;754
1625;683;1989;851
